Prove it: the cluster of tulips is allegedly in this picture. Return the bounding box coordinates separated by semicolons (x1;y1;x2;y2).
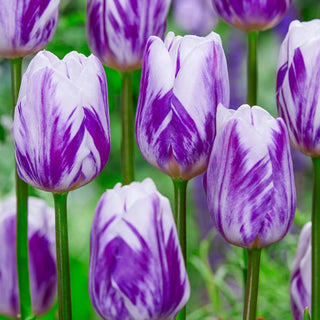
0;0;318;320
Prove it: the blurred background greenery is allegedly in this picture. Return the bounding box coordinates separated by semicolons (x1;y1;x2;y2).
0;0;319;319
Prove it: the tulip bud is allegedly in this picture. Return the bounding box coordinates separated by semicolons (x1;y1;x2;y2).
136;32;230;181
0;196;56;318
277;20;320;157
291;222;311;320
206;104;296;248
173;0;218;36
12;50;110;193
86;0;171;71
0;0;60;58
212;0;292;31
89;178;190;320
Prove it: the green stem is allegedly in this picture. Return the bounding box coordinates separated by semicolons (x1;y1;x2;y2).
243;248;261;320
312;157;320;320
121;72;135;185
173;179;188;320
247;31;258;106
244;30;259;296
53;193;72;320
11;58;35;320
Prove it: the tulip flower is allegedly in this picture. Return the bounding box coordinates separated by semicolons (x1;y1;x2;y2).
291;222;311;320
12;50;110;193
136;31;230;181
276;20;320;157
86;0;171;71
0;196;56;318
212;0;292;31
206;104;296;249
173;0;218;36
277;20;320;320
89;178;190;320
0;0;60;58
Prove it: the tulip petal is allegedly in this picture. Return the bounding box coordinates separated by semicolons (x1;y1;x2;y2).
89;179;190;320
86;0;171;70
212;0;291;31
0;0;59;58
207;104;296;248
0;197;56;318
13;51;110;192
290;222;311;320
136;32;229;180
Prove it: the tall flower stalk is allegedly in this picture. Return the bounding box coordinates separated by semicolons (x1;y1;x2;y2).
86;0;171;185
206;104;296;320
276;20;320;318
312;157;320;319
10;58;34;320
12;51;111;320
53;193;72;319
247;31;258;106
211;3;292;305
136;32;229;319
243;249;261;320
121;72;134;184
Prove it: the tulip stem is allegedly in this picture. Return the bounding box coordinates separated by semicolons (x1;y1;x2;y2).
243;248;261;320
11;58;35;320
173;179;188;320
247;31;258;106
121;72;135;185
53;193;72;320
312;157;320;320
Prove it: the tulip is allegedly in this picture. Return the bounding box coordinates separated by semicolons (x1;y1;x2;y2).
212;0;292;31
136;31;230;181
0;196;56;318
291;222;311;320
89;178;190;320
276;20;320;157
0;0;60;58
12;50;110;193
173;0;218;36
206;104;296;249
86;0;171;71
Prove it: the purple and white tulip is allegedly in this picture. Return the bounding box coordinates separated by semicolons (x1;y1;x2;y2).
173;0;218;36
0;0;60;58
206;104;296;248
277;20;320;157
89;178;190;320
0;196;56;318
86;0;171;71
12;50;110;193
291;222;311;320
136;32;230;180
212;0;292;31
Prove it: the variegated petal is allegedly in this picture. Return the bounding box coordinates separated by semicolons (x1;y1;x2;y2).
0;0;59;58
89;178;190;320
212;0;291;31
86;0;171;71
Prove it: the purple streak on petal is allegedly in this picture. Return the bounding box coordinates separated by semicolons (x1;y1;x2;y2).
213;0;291;30
92;238;130;320
20;0;51;45
5;216;19;316
208;119;274;247
84;107;110;168
258;121;296;246
29;232;56;311
287;48;320;152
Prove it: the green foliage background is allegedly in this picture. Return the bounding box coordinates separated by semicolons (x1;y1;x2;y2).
0;0;318;319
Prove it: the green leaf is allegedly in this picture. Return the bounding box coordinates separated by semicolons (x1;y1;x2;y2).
304;307;311;320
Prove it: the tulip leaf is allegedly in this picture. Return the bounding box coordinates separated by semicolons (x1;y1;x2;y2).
304;308;311;320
